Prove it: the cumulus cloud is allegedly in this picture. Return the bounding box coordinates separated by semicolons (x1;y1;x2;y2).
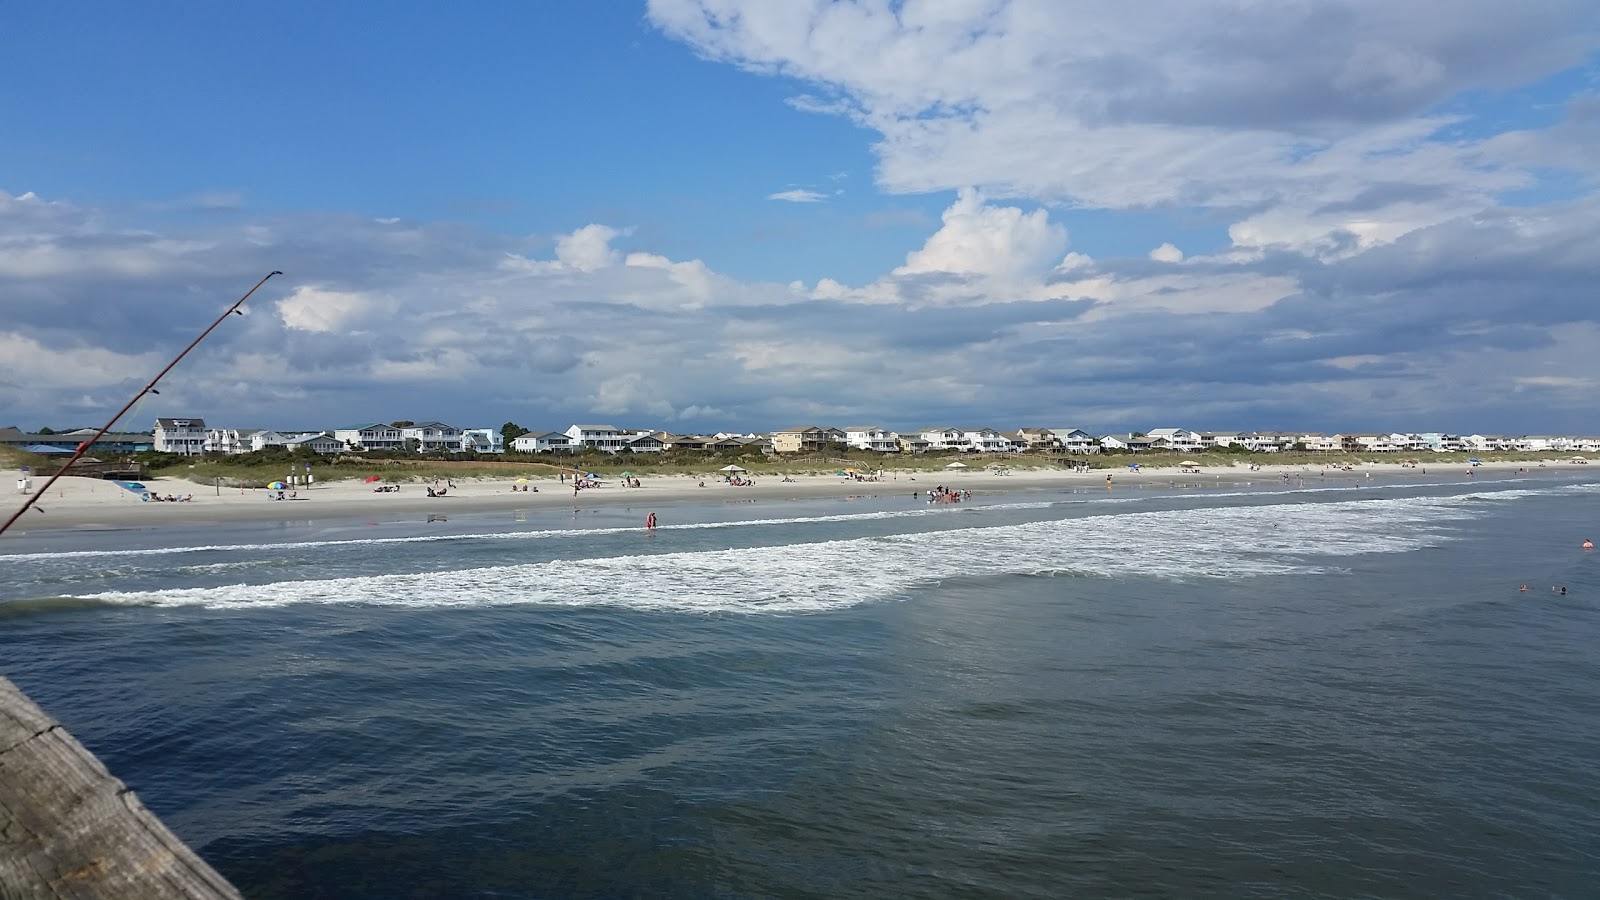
647;0;1600;254
1148;243;1184;263
277;286;380;333
554;224;625;272
894;187;1067;281
6;175;1600;435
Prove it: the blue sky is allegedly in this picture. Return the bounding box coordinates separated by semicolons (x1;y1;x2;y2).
3;1;1599;435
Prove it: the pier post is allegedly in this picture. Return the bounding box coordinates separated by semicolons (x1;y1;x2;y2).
0;676;240;899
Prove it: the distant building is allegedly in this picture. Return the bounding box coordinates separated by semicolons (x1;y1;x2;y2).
511;431;572;453
0;426;153;454
771;426;844;454
460;428;506;454
564;424;629;452
332;424;406;452
153;418;206;456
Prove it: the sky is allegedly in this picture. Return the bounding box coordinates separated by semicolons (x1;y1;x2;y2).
2;0;1599;436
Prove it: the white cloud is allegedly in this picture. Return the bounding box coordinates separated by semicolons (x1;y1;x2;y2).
1148;243;1184;263
768;189;826;202
648;0;1600;254
555;224;625;272
0;331;160;391
8;185;1600;434
894;187;1067;281
276;286;378;333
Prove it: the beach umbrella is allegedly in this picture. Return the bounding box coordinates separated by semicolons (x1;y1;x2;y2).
515;478;529;483
619;471;632;477
719;464;746;472
267;481;287;490
944;461;967;469
364;476;382;483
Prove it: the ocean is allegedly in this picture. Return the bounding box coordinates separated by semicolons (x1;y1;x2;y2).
2;473;1598;898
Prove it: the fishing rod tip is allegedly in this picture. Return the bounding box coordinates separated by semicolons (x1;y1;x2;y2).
270;270;283;276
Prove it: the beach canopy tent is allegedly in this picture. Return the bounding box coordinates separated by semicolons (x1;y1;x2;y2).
944;461;968;469
719;464;746;472
21;444;73;454
111;481;148;496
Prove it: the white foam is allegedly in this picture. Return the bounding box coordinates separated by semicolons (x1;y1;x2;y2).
0;498;1074;562
78;494;1480;614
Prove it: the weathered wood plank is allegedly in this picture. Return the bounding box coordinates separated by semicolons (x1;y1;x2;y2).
0;676;241;899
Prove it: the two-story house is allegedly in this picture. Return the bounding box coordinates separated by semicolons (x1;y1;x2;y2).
844;426;899;453
771;426;844;454
564;424;629;452
332;424;406;452
961;428;1013;452
1044;428;1098;454
460;428;506;454
1145;428;1205;452
917;427;966;451
398;422;463;453
154;417;207;456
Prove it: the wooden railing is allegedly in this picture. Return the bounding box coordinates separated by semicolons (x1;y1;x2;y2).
0;676;240;899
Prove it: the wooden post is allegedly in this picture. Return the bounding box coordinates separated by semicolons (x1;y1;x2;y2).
0;676;241;899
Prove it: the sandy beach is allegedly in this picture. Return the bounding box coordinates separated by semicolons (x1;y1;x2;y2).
2;459;1582;534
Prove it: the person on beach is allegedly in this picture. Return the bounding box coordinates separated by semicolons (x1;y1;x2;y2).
646;512;657;530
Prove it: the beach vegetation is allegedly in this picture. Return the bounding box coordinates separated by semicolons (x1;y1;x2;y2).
27;442;1581;489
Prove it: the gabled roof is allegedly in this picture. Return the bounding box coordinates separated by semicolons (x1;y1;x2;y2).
569;423;620;431
155;417;205;427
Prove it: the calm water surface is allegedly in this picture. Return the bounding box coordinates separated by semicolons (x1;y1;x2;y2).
2;474;1597;898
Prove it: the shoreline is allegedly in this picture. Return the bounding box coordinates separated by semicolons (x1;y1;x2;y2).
1;460;1586;535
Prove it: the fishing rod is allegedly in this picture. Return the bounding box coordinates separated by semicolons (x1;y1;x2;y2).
0;270;283;537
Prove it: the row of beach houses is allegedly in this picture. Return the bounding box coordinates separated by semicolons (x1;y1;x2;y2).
6;421;1599;458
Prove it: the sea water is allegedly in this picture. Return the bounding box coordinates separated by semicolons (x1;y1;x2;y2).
2;474;1597;898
